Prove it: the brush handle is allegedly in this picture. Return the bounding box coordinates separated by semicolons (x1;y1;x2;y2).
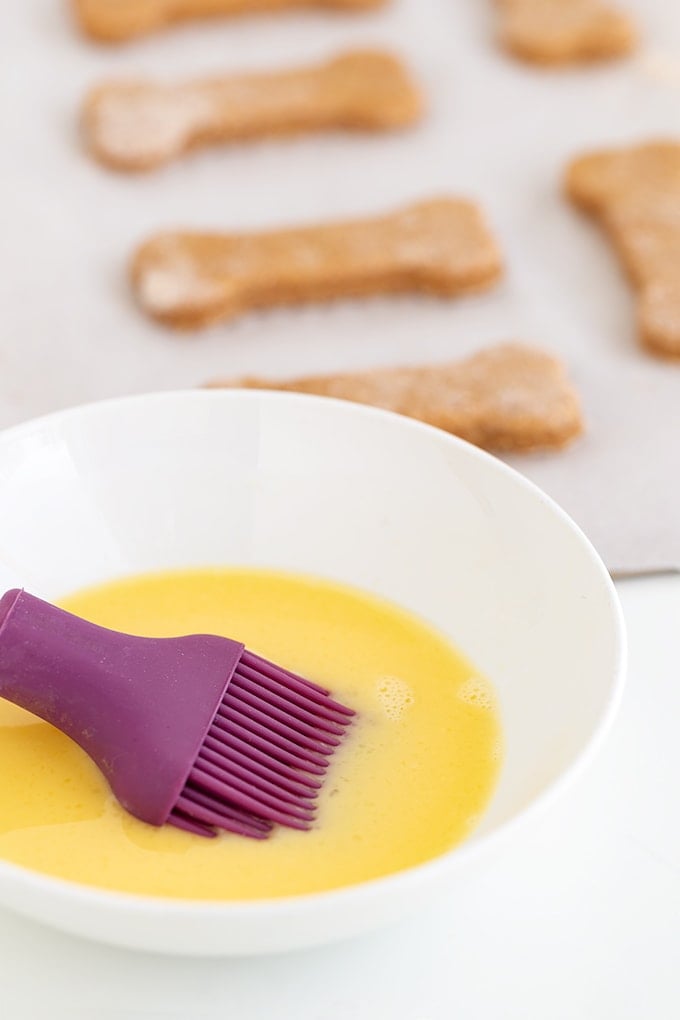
0;590;242;825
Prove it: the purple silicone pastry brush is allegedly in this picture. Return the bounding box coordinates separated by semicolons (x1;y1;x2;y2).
0;589;354;839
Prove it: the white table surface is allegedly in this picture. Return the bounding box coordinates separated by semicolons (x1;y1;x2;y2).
1;574;678;1019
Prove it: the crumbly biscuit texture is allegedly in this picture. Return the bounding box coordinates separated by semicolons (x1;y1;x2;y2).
208;344;584;453
73;0;387;43
497;0;636;65
567;142;680;358
131;198;503;329
83;52;422;172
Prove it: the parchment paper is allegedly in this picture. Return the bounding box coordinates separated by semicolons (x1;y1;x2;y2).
1;0;679;574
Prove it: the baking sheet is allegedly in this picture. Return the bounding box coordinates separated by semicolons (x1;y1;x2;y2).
1;0;679;574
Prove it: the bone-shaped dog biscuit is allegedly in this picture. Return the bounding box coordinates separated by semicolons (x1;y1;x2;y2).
567;142;680;359
131;199;503;329
83;52;422;172
73;0;387;43
496;0;636;65
208;344;583;452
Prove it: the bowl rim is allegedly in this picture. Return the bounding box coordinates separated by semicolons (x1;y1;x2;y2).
0;388;627;919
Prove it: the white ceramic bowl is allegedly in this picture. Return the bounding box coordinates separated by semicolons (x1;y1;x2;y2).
0;390;625;956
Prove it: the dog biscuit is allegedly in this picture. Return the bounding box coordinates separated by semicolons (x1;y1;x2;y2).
207;344;583;452
497;0;636;65
131;198;503;329
73;0;387;43
567;141;680;358
83;52;422;172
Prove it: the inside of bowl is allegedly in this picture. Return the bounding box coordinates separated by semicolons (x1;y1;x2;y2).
0;392;622;841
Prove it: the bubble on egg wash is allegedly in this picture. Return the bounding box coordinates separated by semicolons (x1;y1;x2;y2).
376;676;415;721
458;676;494;711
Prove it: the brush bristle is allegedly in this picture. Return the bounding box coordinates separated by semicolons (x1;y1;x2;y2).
168;650;354;839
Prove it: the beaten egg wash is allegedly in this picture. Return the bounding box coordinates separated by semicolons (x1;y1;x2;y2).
0;570;501;899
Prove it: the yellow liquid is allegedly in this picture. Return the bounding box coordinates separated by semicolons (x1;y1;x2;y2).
0;570;501;900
